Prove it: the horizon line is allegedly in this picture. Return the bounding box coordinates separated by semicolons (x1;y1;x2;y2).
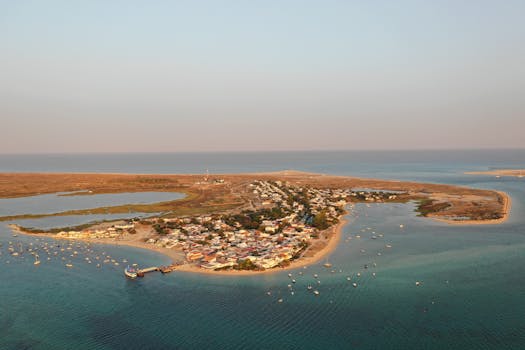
1;147;525;156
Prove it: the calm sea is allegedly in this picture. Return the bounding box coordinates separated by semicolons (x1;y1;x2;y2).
1;150;525;349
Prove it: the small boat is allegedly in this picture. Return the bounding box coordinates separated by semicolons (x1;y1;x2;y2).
313;290;320;296
278;298;283;303
307;285;313;291
124;265;138;279
352;282;358;288
415;281;421;286
65;263;73;268
323;262;332;268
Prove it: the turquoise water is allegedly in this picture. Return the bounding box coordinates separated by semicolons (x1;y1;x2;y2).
11;213;160;231
0;191;184;217
1;151;524;349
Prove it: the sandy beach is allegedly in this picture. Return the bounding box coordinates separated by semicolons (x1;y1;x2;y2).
10;215;350;276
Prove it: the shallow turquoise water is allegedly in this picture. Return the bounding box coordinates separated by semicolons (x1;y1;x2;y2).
1;151;524;349
0;191;184;217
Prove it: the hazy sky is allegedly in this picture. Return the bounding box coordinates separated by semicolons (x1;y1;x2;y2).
1;0;524;153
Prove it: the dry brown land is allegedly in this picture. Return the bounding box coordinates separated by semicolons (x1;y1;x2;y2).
466;169;525;177
0;170;509;223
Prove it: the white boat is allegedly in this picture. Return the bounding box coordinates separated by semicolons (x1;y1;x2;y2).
124;265;138;279
313;290;320;296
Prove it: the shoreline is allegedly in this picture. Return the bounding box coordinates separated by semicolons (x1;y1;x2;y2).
429;191;511;225
9;215;350;276
175;216;349;276
8;224;186;263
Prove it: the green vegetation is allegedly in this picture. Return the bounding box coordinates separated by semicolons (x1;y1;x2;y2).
312;211;330;230
416;199;451;217
235;259;259;270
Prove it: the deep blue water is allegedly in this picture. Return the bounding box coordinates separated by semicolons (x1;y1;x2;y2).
1;150;524;349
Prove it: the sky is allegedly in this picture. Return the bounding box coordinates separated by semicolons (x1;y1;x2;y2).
1;0;524;153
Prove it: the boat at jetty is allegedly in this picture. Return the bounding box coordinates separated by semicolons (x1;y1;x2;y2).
124;265;138;279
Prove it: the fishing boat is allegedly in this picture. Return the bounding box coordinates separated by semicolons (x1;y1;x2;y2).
124;265;138;279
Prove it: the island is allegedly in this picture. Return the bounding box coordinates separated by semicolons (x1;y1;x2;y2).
466;169;525;178
1;171;510;274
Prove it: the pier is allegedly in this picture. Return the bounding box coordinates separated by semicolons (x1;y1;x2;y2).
134;264;178;278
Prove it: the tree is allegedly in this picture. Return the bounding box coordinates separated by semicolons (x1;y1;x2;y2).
312;211;330;230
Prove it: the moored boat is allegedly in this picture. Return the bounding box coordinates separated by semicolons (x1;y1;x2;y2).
124;265;138;279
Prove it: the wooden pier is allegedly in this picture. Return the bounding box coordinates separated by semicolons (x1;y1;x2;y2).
135;264;178;277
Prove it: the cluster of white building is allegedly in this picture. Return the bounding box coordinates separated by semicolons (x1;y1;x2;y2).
55;223;135;240
146;180;350;270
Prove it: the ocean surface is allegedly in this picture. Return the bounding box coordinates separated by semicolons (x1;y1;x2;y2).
1;150;524;349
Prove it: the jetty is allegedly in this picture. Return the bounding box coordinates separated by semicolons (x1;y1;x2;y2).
134;264;178;278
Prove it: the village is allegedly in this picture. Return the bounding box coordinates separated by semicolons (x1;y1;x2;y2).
46;181;403;271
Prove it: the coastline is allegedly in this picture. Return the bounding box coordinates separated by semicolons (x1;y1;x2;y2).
429;191;511;225
9;215;349;276
8;224;186;263
175;216;349;276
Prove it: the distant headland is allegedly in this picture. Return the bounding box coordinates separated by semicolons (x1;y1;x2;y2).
466;169;525;178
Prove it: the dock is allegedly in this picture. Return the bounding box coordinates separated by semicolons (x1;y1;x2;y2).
135;264;178;277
